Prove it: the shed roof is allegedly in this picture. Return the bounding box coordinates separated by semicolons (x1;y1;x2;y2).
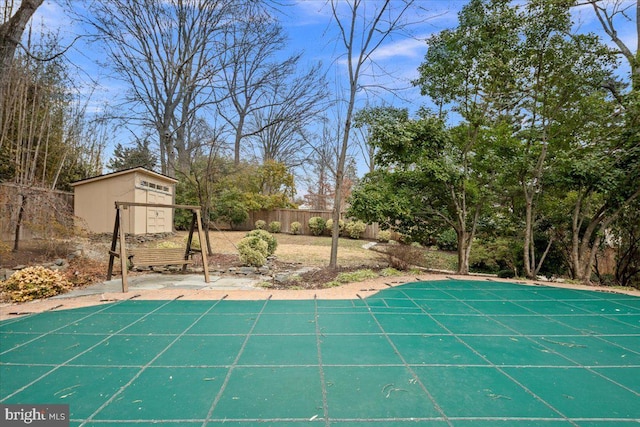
70;167;177;187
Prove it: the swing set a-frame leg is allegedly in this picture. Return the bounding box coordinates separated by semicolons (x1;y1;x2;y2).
106;205;129;292
106;211;119;281
184;210;209;282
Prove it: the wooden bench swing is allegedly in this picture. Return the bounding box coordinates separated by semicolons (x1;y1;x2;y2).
106;201;210;292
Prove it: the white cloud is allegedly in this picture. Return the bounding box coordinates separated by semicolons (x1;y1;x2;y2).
370;36;428;61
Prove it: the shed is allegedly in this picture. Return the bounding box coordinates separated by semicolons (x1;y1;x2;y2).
71;167;177;234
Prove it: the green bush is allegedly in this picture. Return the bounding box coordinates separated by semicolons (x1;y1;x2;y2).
497;269;516;279
470;238;521;274
323;269;378;288
345;220;367;239
325;218;345;235
237;236;268;267
212;189;249;229
398;234;413;245
436;228;458;251
0;266;71;302
245;229;277;255
308;217;326;236
268;221;281;233
290;221;302;235
380;267;402;277
377;230;392;242
255;220;267;230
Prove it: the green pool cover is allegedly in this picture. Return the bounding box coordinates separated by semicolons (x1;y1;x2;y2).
1;279;639;426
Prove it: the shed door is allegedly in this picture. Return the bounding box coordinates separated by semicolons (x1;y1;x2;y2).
146;191;168;233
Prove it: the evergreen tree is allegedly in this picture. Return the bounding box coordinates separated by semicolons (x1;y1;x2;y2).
107;140;158;172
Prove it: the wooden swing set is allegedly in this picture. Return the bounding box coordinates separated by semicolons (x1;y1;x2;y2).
106;202;210;292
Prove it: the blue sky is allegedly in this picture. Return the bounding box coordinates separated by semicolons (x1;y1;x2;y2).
25;0;638;183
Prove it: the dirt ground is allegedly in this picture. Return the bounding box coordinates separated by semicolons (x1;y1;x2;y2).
1;231;389;291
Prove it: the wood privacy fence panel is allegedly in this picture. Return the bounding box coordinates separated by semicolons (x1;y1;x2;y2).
235;209;380;240
0;183;74;241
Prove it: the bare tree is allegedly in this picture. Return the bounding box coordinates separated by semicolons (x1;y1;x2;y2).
176;117;229;256
303;118;340;210
327;0;416;268
248;62;329;168
82;0;236;177
218;8;328;168
218;9;288;166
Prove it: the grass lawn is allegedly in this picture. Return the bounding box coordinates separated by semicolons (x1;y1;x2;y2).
194;230;458;271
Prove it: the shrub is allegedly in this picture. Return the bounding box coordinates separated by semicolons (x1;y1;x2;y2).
0;241;10;256
290;221;302;235
183;234;201;250
212;189;249;229
377;230;392;243
0;266;71;302
398;234;413;245
325;218;345;235
470;238;521;274
268;221;281;233
245;229;277;255
323;269;378;288
345;220;366;239
436;228;458;251
255;220;267;230
497;269;516;279
308;217;326;236
390;257;409;271
237;236;268;267
380;267;402;277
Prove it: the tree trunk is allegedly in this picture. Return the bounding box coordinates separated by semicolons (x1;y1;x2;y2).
327;0;412;268
329;128;349;268
455;202;480;275
523;192;534;279
457;229;470;275
571;188;640;283
534;235;554;277
12;193;27;252
0;0;44;75
234;113;245;166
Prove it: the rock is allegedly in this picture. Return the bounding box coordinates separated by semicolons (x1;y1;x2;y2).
12;265;26;270
274;273;290;283
67;249;83;260
239;267;256;275
362;242;377;250
54;259;65;266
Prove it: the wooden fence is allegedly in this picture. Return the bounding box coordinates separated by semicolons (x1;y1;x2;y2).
233;209;381;240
